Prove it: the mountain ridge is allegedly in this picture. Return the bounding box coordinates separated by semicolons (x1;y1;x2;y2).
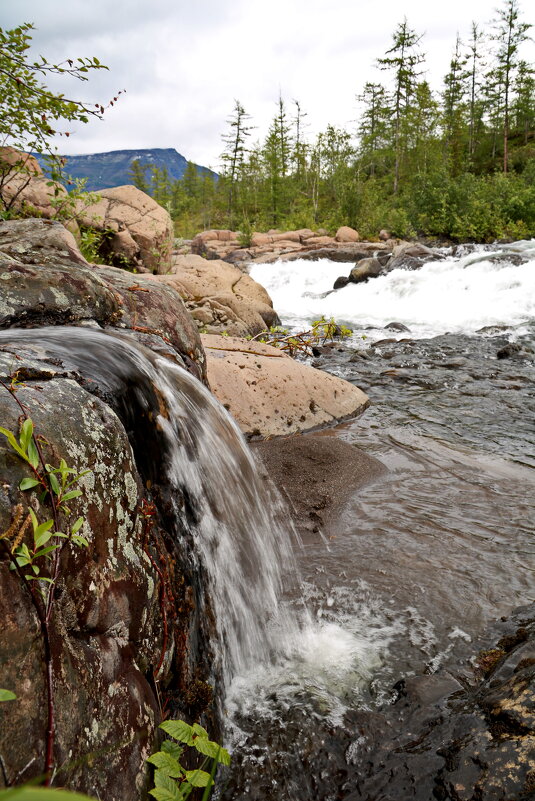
34;147;217;192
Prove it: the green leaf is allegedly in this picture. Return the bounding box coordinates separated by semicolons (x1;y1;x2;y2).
0;426;27;459
153;772;182;797
149;786;186;801
27;439;39;469
71;535;89;548
48;473;60;496
160;741;184;761
0;688;16;701
29;509;38;533
34;520;54;549
192;738;219;759
193;739;230;765
159;720;194;745
19;477;40;491
184;770;212;788
146;752;182;778
61;489;82;502
19;419;33;451
192;723;208;738
71;517;84;534
0;787;96;801
33;544;61;559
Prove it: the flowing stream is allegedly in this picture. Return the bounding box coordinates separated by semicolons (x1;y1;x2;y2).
221;240;535;799
1;240;534;799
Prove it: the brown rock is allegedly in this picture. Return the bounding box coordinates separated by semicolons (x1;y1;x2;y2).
202;334;369;439
296;229;316;241
335;226;360;243
305;236;336;247
0;218;206;381
151;254;278;337
251;233;273;247
271;231;302;243
216;229;240;242
0;147;72;223
349;257;383;283
77;185;173;273
195;230;219;242
254;434;386;533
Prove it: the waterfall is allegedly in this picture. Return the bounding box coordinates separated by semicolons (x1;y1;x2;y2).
0;326;301;686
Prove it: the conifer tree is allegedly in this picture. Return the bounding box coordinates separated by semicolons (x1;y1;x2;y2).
488;0;532;172
220;100;254;221
377;18;425;192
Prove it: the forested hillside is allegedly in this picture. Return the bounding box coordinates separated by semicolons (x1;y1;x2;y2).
132;0;534;242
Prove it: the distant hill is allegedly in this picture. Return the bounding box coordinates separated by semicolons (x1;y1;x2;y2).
34;148;217;192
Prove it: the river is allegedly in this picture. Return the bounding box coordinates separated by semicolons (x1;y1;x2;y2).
221;241;535;799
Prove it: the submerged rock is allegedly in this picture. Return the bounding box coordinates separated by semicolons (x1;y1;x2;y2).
344;603;535;801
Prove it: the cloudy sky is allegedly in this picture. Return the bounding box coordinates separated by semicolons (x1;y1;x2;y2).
3;0;534;170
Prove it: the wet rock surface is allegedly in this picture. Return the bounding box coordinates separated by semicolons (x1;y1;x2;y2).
223;605;535;801
0;220;216;799
0;219;206;382
344;603;535;801
310;326;535;467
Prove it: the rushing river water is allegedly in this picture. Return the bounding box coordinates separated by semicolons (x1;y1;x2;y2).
220;242;535;799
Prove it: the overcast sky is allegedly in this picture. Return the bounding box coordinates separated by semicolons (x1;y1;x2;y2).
3;0;534;170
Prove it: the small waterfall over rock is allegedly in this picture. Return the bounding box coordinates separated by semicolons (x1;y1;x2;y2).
0;326;302;687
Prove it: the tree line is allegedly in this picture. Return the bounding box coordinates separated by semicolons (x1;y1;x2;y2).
131;0;534;242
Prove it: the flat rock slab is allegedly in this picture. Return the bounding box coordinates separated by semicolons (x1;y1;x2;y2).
201;334;369;439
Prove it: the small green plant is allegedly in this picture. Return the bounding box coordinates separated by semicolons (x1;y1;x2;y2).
0;379;92;783
237;218;253;248
252;317;352;357
148;719;230;801
0;688;16;701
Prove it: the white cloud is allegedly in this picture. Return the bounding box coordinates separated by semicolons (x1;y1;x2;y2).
4;0;534;167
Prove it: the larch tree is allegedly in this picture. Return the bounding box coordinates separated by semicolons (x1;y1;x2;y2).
377;18;426;193
220;100;254;221
488;0;532;172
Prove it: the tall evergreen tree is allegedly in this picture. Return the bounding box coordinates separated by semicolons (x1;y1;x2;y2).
220;100;254;220
465;22;486;163
356;82;391;176
442;35;469;174
377;18;426;192
488;0;532;172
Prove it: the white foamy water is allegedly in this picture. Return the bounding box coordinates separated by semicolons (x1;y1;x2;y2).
250;240;535;338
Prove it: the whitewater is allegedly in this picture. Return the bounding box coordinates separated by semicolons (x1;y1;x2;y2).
250;240;535;338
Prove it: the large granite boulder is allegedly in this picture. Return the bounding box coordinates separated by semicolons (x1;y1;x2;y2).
151;254;279;337
0;335;218;800
335;226;360;243
201;334;369;439
0;147;75;230
76;185;174;273
0;219;205;382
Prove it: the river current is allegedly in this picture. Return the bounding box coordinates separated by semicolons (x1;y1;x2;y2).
221;242;535;799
